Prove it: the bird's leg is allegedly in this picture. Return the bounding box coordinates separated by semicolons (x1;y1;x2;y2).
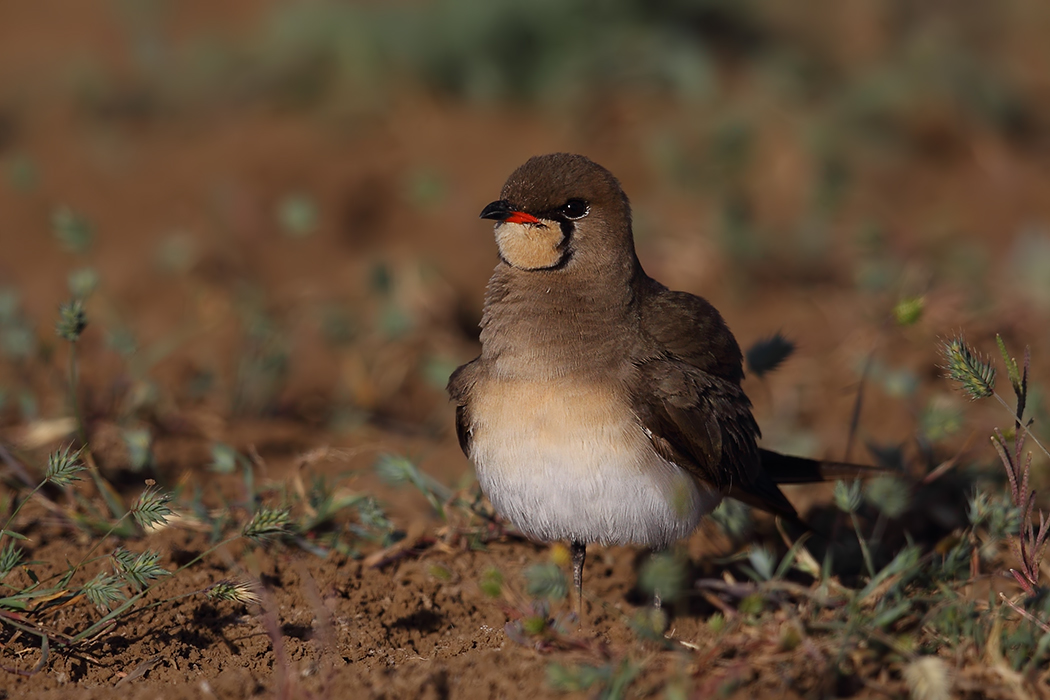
570;540;586;619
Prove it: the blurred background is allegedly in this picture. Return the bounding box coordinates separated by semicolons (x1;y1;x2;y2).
1;0;1049;493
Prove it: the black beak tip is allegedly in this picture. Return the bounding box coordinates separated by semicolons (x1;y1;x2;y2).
480;200;512;221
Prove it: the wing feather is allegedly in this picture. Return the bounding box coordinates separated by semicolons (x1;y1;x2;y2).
447;360;479;457
634;283;801;521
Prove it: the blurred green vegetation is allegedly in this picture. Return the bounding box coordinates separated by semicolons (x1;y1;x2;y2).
52;0;1034;293
75;0;1038;132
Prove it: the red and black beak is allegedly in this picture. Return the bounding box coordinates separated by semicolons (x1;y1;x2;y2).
480;200;540;225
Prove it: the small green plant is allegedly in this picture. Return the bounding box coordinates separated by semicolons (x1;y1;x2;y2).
122;427;153;472
276;193;319;238
835;478;876;577
943;336;997;401
639;551;686;603
943;334;1049;595
479;568;503;598
55;298;88;435
206;578;261;606
0;451;174;660
0;432;388;676
375;454;453;516
374;453;503;550
524;562;568;601
51;206;94;254
242;506;292;543
110;547;170;592
209;442;244;474
547;658;642;698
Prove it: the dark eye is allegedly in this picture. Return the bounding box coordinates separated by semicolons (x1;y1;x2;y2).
560;199;589;220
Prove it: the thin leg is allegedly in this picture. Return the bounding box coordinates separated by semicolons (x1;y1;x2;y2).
570;540;586;618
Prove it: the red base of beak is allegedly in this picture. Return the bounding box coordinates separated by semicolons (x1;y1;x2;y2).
505;211;540;224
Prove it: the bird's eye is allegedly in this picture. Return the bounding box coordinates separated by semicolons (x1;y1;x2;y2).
560;199;589;220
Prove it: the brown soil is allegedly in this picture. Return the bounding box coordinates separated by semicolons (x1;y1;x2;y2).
3;3;1050;699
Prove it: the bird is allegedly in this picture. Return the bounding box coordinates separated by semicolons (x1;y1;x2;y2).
448;153;878;615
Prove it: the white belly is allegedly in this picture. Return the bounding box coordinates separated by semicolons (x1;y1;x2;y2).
469;378;722;548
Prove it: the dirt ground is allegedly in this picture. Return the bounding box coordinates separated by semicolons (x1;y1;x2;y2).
3;2;1050;699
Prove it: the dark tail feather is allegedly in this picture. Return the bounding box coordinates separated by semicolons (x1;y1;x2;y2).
758;448;890;484
727;483;803;524
723;450;890;537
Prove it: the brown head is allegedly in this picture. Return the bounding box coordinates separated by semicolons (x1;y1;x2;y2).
480;154;639;277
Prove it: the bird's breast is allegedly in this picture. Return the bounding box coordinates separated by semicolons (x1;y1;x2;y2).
468;376;721;547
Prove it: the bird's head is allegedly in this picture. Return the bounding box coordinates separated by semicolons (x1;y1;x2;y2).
480;153;636;273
